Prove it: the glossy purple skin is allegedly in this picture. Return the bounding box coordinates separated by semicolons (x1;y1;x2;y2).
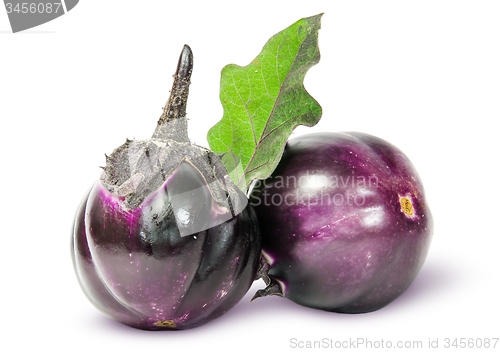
72;163;261;330
250;132;433;313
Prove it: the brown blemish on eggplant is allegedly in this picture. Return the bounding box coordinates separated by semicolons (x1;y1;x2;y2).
155;320;176;328
400;197;414;216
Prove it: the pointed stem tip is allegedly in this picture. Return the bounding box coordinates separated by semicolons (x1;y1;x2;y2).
176;45;193;86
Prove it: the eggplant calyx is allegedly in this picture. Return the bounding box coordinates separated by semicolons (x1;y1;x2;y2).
100;45;247;214
101;141;246;212
255;253;271;281
251;276;284;302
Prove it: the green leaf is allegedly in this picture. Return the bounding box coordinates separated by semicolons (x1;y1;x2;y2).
207;13;323;191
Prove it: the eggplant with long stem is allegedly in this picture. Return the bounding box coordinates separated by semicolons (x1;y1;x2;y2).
72;45;261;330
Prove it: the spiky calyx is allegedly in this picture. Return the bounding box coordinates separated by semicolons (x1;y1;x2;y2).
99;45;246;215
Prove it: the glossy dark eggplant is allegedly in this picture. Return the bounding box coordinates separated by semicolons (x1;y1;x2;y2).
250;132;433;313
71;45;261;330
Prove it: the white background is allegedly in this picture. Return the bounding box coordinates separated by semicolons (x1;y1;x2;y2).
1;1;499;351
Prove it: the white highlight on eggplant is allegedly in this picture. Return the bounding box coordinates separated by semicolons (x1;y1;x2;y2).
361;206;385;227
300;174;329;192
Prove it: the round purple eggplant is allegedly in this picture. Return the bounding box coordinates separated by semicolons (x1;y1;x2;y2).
71;45;261;330
250;132;433;313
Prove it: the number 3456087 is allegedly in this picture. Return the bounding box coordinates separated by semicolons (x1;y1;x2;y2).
5;3;62;14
